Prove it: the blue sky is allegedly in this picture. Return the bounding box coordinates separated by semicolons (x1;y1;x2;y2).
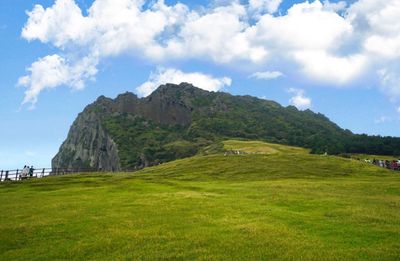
1;0;400;169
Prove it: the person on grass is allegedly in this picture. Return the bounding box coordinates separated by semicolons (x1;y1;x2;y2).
21;165;29;179
29;166;34;177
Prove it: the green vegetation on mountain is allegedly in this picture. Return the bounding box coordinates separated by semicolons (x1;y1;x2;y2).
53;83;400;171
2;141;400;260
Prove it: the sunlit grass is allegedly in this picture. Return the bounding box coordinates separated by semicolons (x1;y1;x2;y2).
0;140;399;260
223;139;310;155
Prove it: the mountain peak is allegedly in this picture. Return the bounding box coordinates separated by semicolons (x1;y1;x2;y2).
53;86;400;171
114;92;139;106
150;82;210;97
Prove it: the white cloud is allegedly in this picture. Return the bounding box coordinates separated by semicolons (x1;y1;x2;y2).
364;36;400;58
18;54;97;107
347;0;400;59
249;1;368;83
288;88;311;110
347;0;400;91
397;107;400;114
22;0;191;59
293;51;367;84
22;0;93;47
165;3;267;63
250;70;283;80
18;0;400;106
252;1;352;50
136;68;232;97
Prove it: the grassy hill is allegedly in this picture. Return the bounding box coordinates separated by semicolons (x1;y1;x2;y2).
1;140;400;260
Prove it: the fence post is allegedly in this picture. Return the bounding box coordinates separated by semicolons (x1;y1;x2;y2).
0;170;2;181
42;168;45;177
5;171;8;180
16;169;19;181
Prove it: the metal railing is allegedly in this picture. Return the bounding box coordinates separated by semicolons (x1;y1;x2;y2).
0;168;99;182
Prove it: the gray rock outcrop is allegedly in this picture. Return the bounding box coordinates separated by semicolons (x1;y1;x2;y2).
52;98;121;171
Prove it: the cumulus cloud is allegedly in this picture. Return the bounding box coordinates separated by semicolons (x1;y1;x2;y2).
249;0;369;83
22;0;191;59
136;68;232;97
21;0;92;47
18;0;400;106
348;0;400;58
165;3;268;63
18;54;98;107
252;1;352;50
288;88;311;110
250;70;283;80
346;0;400;106
293;51;367;84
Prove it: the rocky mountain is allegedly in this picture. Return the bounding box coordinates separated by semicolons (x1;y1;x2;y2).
52;83;400;171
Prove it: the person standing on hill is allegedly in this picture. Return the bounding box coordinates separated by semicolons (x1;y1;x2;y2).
391;161;397;170
379;160;385;168
21;165;28;179
385;160;391;169
29;166;34;177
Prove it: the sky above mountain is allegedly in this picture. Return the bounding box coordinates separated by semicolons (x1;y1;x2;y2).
1;0;400;169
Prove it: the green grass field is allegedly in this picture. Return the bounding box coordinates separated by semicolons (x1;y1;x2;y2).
1;140;400;260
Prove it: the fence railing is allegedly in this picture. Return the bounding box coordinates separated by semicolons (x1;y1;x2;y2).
0;168;101;182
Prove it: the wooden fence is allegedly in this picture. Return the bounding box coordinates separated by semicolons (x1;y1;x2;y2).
0;168;99;182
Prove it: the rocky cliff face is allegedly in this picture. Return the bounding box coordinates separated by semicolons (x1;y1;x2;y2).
52;98;121;171
52;83;196;171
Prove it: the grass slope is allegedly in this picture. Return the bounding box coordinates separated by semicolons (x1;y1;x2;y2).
1;141;400;260
223;140;310;155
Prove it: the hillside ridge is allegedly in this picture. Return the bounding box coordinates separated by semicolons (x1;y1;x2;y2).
52;83;400;171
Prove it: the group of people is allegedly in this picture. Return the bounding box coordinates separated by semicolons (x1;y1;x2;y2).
21;165;34;179
365;159;400;170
